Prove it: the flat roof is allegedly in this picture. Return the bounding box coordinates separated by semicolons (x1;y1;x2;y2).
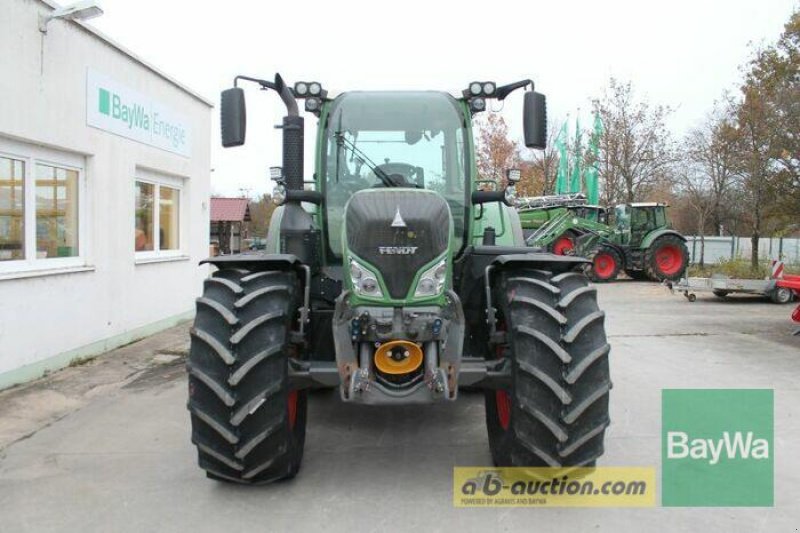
38;0;213;108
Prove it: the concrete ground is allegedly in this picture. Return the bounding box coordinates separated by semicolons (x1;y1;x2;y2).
0;281;798;532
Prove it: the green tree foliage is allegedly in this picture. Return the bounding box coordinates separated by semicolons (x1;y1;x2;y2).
729;9;800;266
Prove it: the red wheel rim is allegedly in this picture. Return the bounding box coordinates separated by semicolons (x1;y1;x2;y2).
593;252;616;279
552;235;575;255
656;244;683;276
287;390;298;430
496;390;512;430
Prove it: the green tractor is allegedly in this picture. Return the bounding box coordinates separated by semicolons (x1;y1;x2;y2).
187;74;612;484
521;197;689;282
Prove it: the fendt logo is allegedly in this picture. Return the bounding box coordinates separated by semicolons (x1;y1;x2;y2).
378;246;418;255
662;389;773;507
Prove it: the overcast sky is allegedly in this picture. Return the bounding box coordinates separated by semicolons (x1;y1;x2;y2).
89;0;797;197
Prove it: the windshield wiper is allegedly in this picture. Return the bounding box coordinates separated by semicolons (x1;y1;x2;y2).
334;131;398;187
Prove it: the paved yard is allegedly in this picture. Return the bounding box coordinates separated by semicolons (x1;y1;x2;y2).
0;282;798;532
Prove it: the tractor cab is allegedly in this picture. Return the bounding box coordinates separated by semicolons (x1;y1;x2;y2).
575;205;609;225
611;203;668;246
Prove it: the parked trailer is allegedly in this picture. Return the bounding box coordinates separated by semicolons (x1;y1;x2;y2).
667;273;799;304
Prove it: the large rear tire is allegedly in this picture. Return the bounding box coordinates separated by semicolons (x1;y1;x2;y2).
187;268;307;484
485;269;612;467
645;235;689;281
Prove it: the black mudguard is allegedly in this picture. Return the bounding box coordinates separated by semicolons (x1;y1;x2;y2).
200;253;302;272
456;246;590;359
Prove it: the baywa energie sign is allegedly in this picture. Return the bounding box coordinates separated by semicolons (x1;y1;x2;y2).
86;69;192;157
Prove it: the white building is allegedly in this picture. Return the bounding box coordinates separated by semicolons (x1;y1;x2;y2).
0;0;212;389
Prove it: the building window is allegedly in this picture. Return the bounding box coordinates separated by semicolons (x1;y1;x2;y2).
0;139;85;274
0;156;25;261
134;173;182;258
36;164;79;258
135;182;154;251
159;186;180;250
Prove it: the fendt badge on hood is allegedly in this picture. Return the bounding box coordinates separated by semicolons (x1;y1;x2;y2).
379;246;418;255
380;207;416;254
391;207;407;228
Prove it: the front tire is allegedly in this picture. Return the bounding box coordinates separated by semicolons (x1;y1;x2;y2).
485;269;612;467
586;246;622;282
550;232;577;256
187;268;307;484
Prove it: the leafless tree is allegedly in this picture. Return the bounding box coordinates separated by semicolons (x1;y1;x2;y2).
685;103;739;236
593;79;677;204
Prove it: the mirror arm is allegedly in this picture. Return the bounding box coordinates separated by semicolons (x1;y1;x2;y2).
234;75;276;91
232;74;299;117
495;79;532;101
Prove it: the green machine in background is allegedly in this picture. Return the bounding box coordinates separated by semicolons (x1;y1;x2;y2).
519;194;689;282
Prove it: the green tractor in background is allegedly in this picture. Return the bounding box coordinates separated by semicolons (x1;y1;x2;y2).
185;74;612;484
520;196;689;282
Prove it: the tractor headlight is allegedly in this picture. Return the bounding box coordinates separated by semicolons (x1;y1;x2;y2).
414;257;448;298
294;82;308;96
305;97;321;113
469;97;486;113
350;258;383;298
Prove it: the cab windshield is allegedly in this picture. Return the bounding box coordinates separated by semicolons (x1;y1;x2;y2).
322;92;468;259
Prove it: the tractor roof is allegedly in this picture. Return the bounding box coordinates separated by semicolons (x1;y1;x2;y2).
327;91;464;131
627;202;668;208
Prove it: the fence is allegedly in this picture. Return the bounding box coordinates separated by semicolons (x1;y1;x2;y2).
685;236;800;265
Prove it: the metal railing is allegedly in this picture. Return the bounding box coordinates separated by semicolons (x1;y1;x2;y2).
686;236;800;265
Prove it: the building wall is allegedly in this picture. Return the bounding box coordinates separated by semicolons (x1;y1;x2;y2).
0;0;212;387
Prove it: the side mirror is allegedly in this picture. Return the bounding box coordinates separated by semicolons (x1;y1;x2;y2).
523;91;547;149
221;87;246;147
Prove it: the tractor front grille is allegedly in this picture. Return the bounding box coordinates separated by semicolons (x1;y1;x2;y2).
345;190;451;299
